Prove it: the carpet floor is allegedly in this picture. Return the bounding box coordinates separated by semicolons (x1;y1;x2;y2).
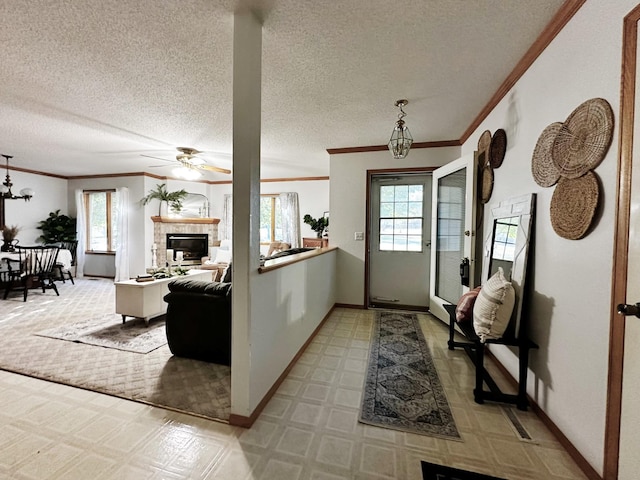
0;278;231;421
360;310;460;440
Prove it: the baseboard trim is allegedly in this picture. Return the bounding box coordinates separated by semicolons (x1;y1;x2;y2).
334;303;365;309
229;305;337;428
486;350;602;480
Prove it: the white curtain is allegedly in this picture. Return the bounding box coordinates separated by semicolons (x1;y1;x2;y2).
279;192;301;248
114;187;130;281
74;189;86;279
222;194;233;241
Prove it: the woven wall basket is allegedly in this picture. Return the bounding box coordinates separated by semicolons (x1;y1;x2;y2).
490;129;507;168
477;130;492;169
532;122;563;187
550;171;600;240
551;98;614;179
481;164;494;204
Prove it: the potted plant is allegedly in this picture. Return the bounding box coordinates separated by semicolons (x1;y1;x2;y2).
141;184;189;216
37;210;77;244
1;224;21;252
303;214;329;238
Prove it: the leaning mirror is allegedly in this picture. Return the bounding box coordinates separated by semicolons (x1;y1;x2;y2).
482;193;536;338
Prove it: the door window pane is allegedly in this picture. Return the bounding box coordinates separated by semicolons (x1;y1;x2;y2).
435;169;466;303
378;184;424;252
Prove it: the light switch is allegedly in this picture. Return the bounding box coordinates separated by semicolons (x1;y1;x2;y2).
354;232;364;241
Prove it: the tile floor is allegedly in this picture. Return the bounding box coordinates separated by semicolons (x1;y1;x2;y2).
0;308;588;479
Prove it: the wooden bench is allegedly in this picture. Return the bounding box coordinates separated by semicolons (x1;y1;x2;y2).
444;303;538;411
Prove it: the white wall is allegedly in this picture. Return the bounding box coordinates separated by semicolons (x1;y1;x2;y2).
247;249;337;413
458;1;636;473
329;147;460;306
3;170;68;245
68;176;146;277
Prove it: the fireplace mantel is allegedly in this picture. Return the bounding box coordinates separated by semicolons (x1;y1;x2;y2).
151;216;220;224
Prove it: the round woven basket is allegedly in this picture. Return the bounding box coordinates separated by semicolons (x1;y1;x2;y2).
477;130;492;169
551;98;614;179
550;171;600;240
532;122;563;187
490;129;507;168
480;164;494;204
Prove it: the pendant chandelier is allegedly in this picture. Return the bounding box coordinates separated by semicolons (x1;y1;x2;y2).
388;99;413;159
0;154;34;201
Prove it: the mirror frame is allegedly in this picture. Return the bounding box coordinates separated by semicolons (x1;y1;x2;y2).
481;193;536;338
177;193;210;218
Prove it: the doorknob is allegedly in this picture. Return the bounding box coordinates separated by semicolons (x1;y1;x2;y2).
617;303;640;318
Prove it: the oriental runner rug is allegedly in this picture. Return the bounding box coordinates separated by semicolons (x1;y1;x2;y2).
360;310;460;439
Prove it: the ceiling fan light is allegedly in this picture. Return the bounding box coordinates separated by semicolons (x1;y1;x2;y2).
173;166;202;181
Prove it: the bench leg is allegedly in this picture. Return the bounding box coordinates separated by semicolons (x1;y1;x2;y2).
474;342;485;404
517;345;530;411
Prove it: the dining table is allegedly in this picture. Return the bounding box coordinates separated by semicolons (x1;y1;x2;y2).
0;248;73;271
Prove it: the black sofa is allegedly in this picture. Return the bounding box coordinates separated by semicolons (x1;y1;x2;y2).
163;247;314;364
163;278;232;365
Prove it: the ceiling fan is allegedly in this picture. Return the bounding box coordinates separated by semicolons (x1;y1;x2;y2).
142;147;231;177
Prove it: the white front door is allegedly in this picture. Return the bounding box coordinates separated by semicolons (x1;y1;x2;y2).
429;154;478;322
368;174;432;310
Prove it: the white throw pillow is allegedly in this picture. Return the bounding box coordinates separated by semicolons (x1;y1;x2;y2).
213;249;232;265
473;267;515;342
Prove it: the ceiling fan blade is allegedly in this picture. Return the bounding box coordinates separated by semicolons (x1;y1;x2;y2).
200;164;231;174
141;154;175;163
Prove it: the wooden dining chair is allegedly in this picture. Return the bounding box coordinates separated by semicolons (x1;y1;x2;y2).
46;240;78;284
3;246;60;301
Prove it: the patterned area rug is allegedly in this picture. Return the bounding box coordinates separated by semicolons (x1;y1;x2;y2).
360;310;460;439
36;314;167;354
421;461;506;479
0;278;231;421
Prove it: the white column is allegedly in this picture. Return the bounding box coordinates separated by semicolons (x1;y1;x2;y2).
230;9;262;418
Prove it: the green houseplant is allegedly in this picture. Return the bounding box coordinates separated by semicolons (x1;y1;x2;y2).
37;210;77;244
303;214;329;238
140;184;189;216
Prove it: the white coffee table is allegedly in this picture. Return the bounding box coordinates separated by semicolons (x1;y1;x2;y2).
115;269;213;325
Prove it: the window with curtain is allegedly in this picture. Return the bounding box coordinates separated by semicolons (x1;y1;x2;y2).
224;192;300;247
260;195;282;243
84;190;119;253
221;194;233;241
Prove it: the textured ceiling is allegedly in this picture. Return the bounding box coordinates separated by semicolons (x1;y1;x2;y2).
0;0;566;180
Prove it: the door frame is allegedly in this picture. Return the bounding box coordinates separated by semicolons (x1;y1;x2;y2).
604;5;640;479
428;154;478;323
364;167;437;309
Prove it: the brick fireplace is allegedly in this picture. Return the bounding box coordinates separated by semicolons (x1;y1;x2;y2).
152;216;220;266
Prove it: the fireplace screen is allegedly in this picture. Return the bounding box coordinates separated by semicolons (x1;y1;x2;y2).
166;233;208;264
